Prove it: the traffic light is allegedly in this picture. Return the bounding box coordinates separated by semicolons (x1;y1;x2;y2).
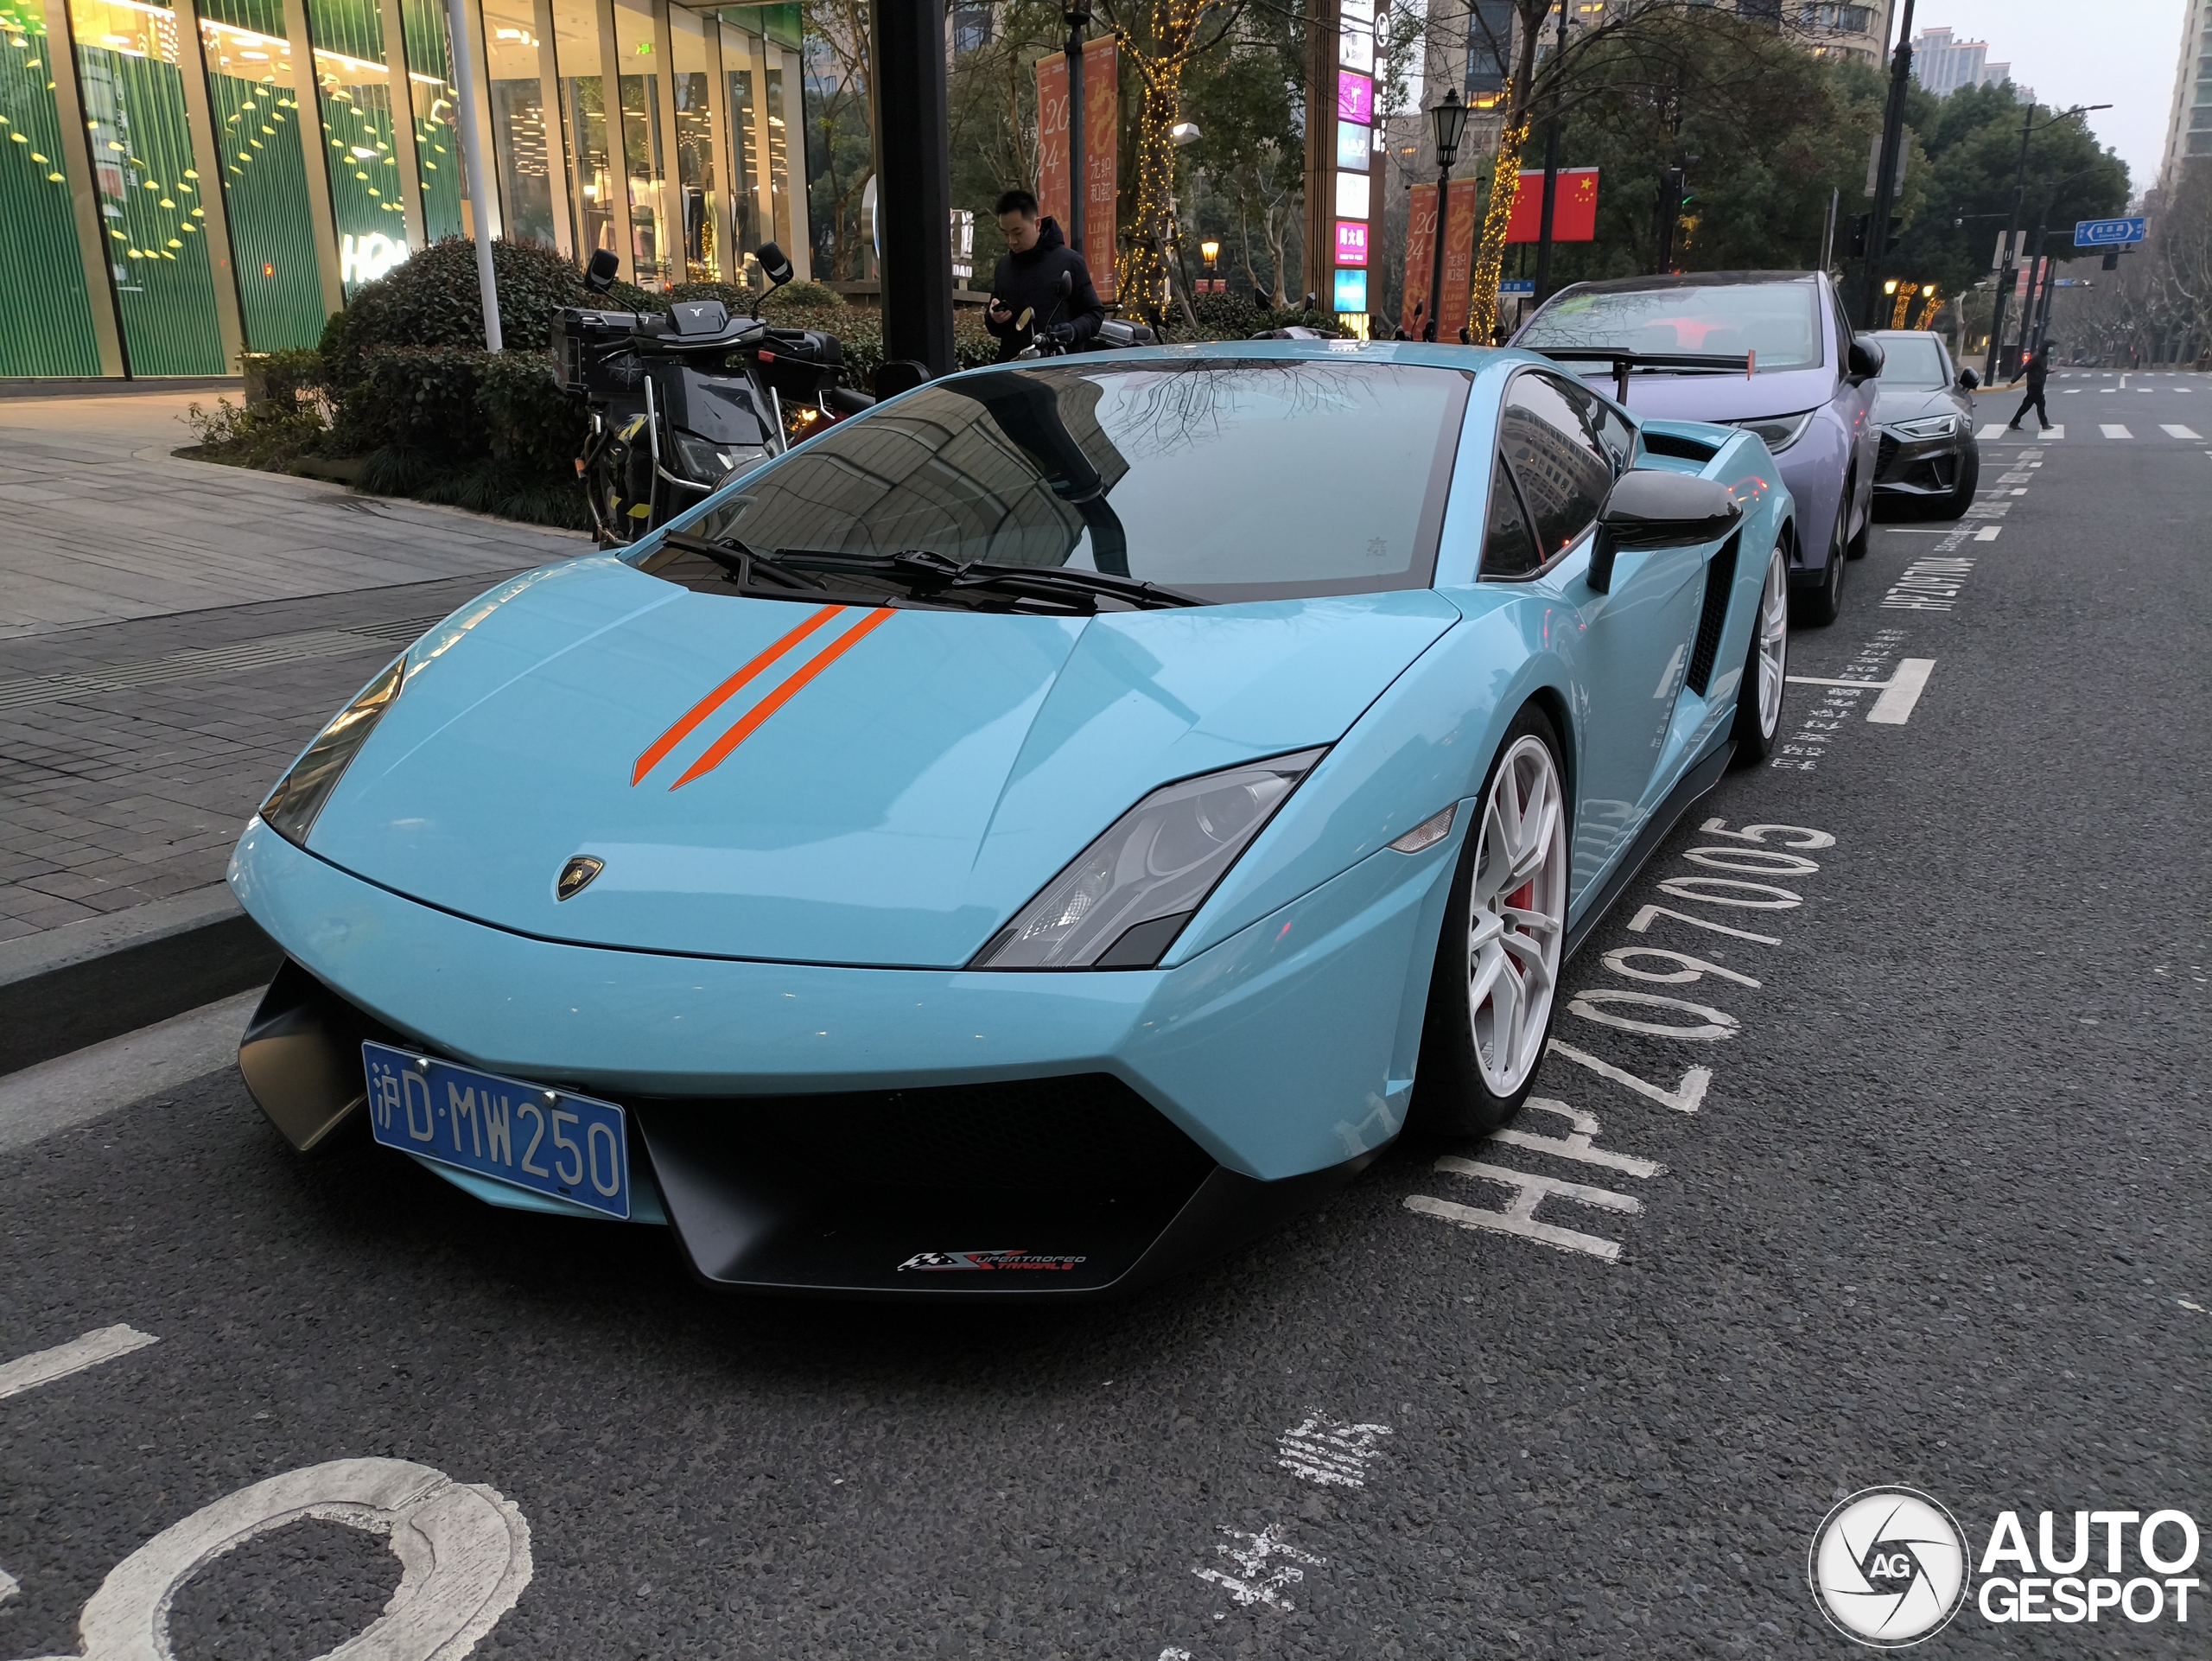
1846;213;1870;258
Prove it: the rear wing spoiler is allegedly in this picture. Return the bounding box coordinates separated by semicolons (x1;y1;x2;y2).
1524;347;1755;405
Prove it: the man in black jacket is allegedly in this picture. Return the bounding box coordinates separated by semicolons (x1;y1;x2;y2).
984;188;1105;361
2006;340;2052;431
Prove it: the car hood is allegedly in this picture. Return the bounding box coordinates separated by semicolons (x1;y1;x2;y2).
1872;383;1961;425
1555;364;1840;426
302;557;1460;967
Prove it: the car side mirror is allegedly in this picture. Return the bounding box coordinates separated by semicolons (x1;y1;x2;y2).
1586;471;1741;594
1956;366;1980;391
1847;334;1885;384
583;248;620;295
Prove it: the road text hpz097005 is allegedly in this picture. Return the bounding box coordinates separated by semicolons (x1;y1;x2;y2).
556;244;872;546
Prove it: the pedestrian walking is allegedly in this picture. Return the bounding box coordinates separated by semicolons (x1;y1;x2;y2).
984;188;1105;362
2007;341;2052;431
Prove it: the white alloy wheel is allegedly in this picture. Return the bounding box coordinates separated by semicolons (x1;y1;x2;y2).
1462;734;1568;1097
1756;540;1789;739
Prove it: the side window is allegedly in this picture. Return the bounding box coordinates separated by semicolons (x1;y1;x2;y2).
1553;374;1634;475
1499;372;1615;562
1481;455;1540;577
1829;289;1853;374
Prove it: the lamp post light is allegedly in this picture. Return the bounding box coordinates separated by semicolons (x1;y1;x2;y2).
1200;238;1219;294
1424;86;1467;343
1064;0;1091;254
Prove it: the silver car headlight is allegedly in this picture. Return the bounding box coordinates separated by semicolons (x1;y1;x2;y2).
1730;410;1816;452
1889;413;1961;440
259;655;404;847
972;748;1328;970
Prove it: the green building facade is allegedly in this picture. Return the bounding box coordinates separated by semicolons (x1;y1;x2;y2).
0;0;804;378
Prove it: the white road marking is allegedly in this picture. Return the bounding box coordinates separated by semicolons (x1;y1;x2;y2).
2043;425;2063;439
2063;387;2082;393
1624;902;1780;947
1868;659;1936;723
1409;1163;1642;1262
66;1458;531;1661
2101;423;2133;439
1976;423;2008;439
1545;1039;1713;1112
1193;1524;1322;1609
1568;987;1739;1038
1276;1413;1393;1488
0;1325;158;1402
1491;1099;1665;1178
1997;472;2034;482
1975;525;2003;541
0;989;260;1156
0;1566;16;1605
2161;424;2202;439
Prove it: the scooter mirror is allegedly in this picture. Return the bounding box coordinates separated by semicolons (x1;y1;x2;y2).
757;242;794;287
1058;270;1074;299
584;248;620;294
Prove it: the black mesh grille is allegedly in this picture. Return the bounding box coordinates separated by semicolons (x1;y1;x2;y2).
1685;531;1741;697
639;1073;1215;1196
1876;432;1901;478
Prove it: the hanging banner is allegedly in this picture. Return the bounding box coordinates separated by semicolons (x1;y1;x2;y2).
1503;168;1600;243
1402;182;1436;336
1434;177;1482;341
1036;53;1072;228
1081;36;1118;302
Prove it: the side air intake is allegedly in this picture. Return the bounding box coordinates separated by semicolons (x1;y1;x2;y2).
1684;531;1741;697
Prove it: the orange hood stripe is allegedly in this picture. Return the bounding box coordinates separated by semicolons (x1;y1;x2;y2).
632;605;845;786
671;608;896;790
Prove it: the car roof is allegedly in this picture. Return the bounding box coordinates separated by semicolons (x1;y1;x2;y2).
1548;271;1822;296
929;339;1529;376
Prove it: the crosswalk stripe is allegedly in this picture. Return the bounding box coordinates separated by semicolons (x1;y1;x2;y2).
2161;424;2202;439
1977;423;2008;439
2101;424;2133;439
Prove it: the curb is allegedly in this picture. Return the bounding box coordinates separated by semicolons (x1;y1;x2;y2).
0;884;279;1078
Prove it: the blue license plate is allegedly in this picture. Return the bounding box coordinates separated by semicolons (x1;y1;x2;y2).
362;1041;631;1219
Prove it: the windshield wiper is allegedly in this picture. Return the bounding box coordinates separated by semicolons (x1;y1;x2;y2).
774;547;1204;612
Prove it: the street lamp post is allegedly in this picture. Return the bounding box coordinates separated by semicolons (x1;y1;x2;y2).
1200;239;1219;293
1986;101;2109;384
1860;0;1916;326
1065;0;1091;255
1424;87;1466;343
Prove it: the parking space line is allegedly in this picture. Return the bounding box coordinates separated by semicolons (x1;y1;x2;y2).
2162;424;2202;439
1867;659;1936;723
1975;525;2003;540
0;1324;158;1402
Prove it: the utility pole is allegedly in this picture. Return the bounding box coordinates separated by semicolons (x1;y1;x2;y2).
1654;167;1684;272
1860;0;1914;327
1984;101;2108;382
1533;10;1571;304
873;0;955;378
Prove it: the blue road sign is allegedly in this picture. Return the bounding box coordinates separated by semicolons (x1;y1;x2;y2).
1499;279;1535;294
2074;217;2145;247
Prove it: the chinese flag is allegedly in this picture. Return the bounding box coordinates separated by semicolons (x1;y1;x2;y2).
1503;169;1599;244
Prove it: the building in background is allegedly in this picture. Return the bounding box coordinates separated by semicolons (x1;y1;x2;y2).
0;0;807;379
1910;26;2011;95
2159;0;2212;187
1789;0;1891;68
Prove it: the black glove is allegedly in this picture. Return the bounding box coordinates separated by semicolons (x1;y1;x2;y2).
1046;321;1078;348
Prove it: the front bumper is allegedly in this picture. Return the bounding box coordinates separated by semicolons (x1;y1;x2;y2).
226;818;1459;1295
1873;427;1972;498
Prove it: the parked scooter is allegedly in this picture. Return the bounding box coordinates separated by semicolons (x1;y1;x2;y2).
1013;270;1157;359
554;243;874;546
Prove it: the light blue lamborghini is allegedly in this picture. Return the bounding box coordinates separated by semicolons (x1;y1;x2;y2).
228;340;1794;1296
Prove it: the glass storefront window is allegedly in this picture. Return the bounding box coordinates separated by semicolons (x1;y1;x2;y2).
613;0;661;284
480;0;552;244
302;0;407;294
549;0;607;261
668;1;709;281
68;0;226;372
397;0;462;240
199;0;321;349
0;0;105;372
723;56;757;268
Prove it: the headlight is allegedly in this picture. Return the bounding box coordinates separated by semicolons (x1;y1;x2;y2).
1889;413;1961;440
972;748;1327;970
259;655;404;847
671;431;769;485
1730;410;1816;453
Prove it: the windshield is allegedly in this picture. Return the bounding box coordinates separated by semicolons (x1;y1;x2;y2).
648;360;1471;601
1876;334;1948;388
1520;283;1824;372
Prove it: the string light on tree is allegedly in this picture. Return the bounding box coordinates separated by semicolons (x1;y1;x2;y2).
1468;87;1528;347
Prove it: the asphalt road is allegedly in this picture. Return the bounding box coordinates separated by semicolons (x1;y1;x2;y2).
2;376;2206;1660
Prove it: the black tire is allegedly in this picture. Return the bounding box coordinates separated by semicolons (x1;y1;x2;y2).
1731;538;1789;767
1406;703;1569;1140
1793;498;1847;627
1935;447;1980;520
1845;470;1871;558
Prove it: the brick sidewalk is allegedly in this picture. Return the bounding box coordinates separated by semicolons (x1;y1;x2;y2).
0;390;585;943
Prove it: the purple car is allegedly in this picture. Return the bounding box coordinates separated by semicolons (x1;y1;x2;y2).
1511;270;1884;625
